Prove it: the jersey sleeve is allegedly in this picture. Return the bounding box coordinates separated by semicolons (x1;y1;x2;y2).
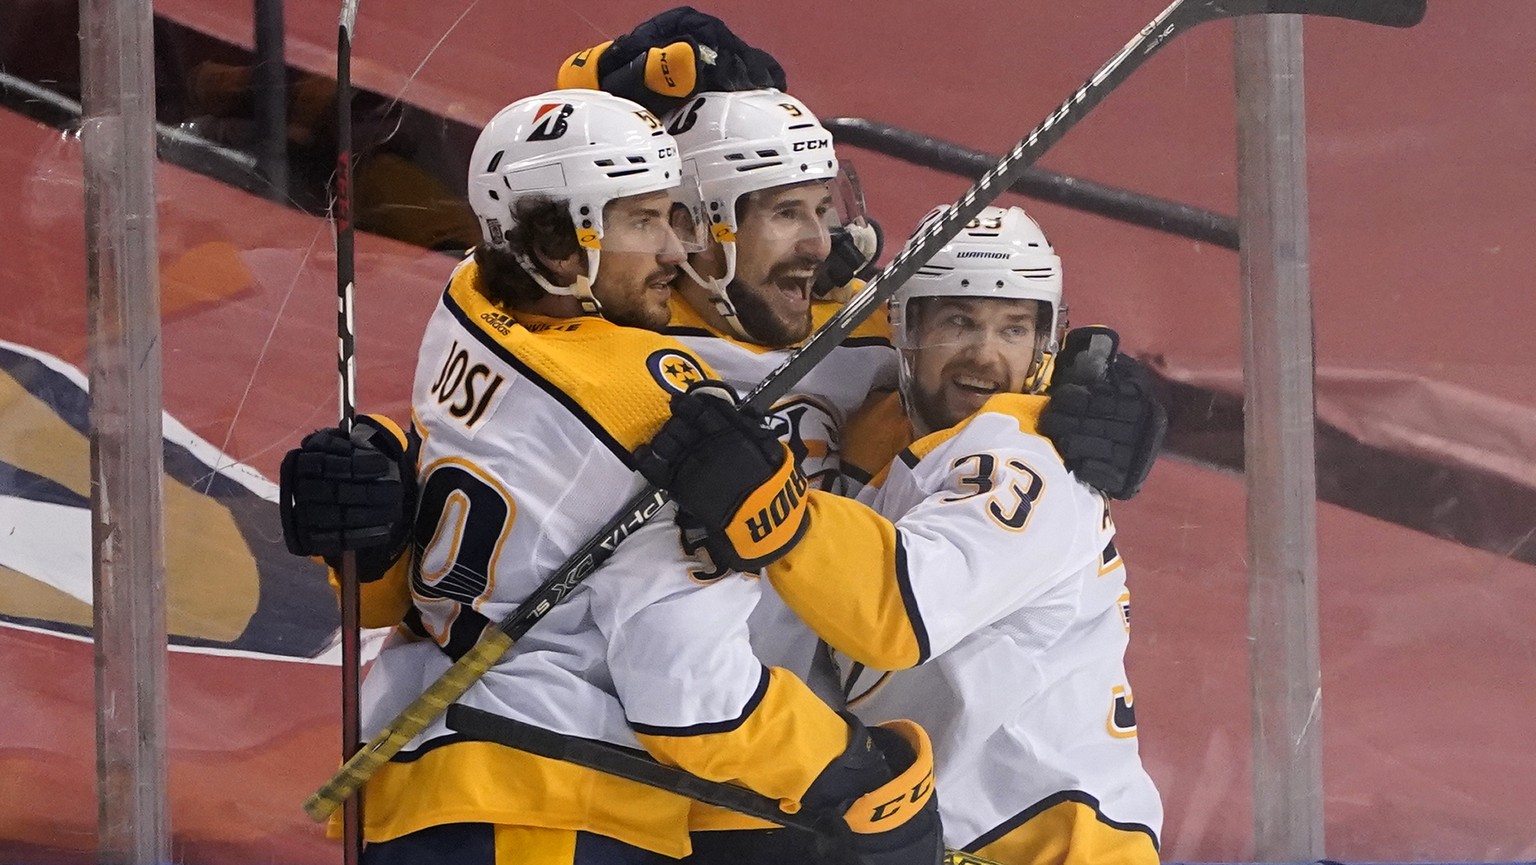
327;553;413;629
588;506;850;804
769;439;1105;669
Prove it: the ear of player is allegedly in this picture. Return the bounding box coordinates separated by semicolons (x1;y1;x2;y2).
557;6;787;118
802;715;944;865
635;381;811;572
279;414;418;578
1038;326;1168;501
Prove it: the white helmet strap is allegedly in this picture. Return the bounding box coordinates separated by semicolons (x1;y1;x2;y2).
681;243;755;341
514;248;604;316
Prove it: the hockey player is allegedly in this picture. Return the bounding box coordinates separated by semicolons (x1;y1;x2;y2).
282;87;1161;865
552;9;1160;503
638;206;1163;865
312;88;945;865
283;14;1163;863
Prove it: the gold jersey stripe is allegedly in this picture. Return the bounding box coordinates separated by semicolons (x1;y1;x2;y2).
445;268;716;460
968;792;1159;865
353;739;696;857
767;492;928;670
636;667;849;806
902;393;1051;465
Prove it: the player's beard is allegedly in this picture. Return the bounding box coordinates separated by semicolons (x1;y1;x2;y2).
726;258;818;347
601;266;677;331
905;350;1014;434
905;378;961;436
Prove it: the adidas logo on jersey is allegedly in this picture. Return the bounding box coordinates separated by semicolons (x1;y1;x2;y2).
480;311;515;335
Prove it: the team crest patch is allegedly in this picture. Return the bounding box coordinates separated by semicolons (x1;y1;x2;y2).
646;349;705;394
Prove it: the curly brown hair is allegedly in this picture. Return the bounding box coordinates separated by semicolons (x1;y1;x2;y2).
473;196;583;308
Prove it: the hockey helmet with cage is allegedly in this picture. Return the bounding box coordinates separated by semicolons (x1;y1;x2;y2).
891;205;1066;425
664;88;863;339
467;89;703;315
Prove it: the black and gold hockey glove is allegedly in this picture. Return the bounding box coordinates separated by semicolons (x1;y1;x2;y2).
279;414;418;580
636;381;810;572
556;6;787;117
814;218;883;299
802;715;945;865
1039;326;1168;501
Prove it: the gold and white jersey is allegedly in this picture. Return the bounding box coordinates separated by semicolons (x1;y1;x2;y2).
768;394;1162;862
663;294;897;693
663;294;897;493
357;261;850;855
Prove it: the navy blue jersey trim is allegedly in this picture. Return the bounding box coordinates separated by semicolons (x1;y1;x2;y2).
892;536;931;665
628;666;772;736
964;789;1159;852
443;288;635;468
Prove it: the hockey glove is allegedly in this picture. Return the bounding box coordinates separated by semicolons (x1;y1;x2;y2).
814;219;883;300
279;414;418;580
555;6;787;117
636;381;810;572
1039;326;1168;501
802;715;944;865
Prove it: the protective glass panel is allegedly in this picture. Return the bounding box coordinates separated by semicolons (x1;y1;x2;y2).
2;1;1531;863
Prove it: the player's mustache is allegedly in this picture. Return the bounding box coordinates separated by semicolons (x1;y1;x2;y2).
767;255;824;281
945;359;1007;383
648;265;680;286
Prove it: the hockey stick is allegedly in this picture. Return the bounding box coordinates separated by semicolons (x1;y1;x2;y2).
444;706;1005;865
303;0;1423;821
333;0;364;861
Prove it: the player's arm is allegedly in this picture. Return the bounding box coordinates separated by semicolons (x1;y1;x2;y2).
279;414;418;627
593;516;942;865
769;444;1100;670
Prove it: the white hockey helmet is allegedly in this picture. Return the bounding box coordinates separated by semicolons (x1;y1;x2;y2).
664;89;852;338
891;205;1066;400
468;89;698;314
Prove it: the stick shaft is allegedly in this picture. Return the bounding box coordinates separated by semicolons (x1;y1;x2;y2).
335;1;363;861
304;0;1425;821
306;0;1199;821
444;707;1007;865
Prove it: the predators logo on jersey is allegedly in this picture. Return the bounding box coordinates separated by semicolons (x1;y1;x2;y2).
647;349;706;395
766;395;841;491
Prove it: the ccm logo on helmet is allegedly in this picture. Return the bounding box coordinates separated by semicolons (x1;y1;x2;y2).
791;138;830;152
746;467;809;542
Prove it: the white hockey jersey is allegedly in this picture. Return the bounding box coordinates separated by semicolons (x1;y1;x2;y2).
355;261;852;855
663;294;897;693
767;394;1163;863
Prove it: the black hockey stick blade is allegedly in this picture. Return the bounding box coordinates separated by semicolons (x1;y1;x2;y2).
1212;0;1425;27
